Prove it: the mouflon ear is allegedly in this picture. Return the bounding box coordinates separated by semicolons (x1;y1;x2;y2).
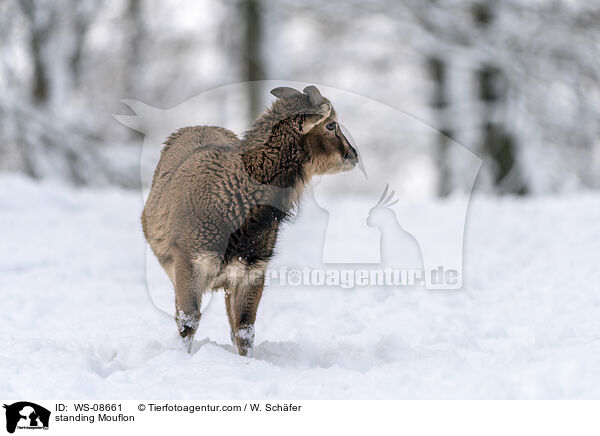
270;87;302;99
303;85;324;106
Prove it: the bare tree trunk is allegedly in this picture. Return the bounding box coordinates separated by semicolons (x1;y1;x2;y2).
19;0;53;106
477;64;526;194
126;0;144;97
473;2;527;195
69;0;101;90
428;56;454;196
241;0;264;119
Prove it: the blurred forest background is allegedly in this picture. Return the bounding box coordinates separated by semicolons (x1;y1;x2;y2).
1;0;599;196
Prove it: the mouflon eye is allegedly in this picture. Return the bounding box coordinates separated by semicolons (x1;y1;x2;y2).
326;122;336;131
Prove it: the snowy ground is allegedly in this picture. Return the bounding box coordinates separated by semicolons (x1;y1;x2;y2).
1;174;600;399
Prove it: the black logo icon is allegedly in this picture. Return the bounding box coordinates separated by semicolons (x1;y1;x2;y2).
3;402;50;434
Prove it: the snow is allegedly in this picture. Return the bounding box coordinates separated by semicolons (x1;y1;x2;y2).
1;174;600;399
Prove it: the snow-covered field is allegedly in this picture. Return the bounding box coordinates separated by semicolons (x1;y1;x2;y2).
1;174;599;399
